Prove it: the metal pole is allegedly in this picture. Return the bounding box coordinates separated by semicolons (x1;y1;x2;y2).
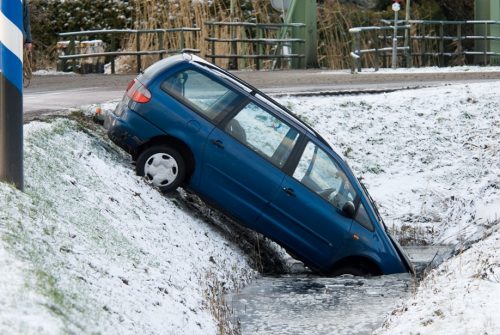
392;9;399;68
229;0;237;70
403;0;412;67
0;0;24;190
136;31;141;73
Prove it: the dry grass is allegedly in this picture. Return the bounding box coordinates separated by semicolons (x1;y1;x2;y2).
203;271;241;335
122;0;450;71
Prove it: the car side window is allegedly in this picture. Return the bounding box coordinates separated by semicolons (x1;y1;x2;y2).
161;69;240;121
225;102;300;168
293;141;357;212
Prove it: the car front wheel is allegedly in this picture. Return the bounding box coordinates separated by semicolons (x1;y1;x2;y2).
136;145;186;193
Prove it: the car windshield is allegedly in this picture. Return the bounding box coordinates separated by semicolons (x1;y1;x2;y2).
293;141;356;211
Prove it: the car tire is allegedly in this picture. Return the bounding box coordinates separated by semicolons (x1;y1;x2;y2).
329;261;379;277
136;145;186;193
330;265;368;277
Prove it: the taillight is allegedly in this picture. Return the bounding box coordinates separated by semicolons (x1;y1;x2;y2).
126;79;151;103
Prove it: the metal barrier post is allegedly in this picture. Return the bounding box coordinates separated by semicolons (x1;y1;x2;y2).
422;24;427;66
374;29;380;70
210;24;216;64
439;22;444;66
354;30;361;72
229;23;238;70
404;0;412;67
158;31;164;60
391;1;400;68
484;22;488;65
136;31;141;72
456;24;462;61
70;35;76;72
110;33;116;74
179;29;185;51
257;27;263;70
0;0;24;190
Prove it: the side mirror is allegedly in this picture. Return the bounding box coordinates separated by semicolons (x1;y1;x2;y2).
342;201;356;218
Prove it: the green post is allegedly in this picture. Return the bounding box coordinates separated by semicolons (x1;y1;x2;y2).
490;1;500;64
474;0;500;64
287;0;317;68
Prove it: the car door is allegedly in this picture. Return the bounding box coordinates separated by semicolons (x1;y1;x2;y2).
199;101;300;229
156;67;245;185
260;140;357;270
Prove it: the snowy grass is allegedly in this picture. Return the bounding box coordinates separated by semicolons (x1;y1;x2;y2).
0;117;254;334
375;224;500;335
319;65;500;75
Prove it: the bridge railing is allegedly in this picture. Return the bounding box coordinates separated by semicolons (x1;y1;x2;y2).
349;20;500;72
58;28;201;74
204;21;306;70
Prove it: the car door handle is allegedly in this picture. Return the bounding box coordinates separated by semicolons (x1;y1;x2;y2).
211;139;224;149
282;187;296;197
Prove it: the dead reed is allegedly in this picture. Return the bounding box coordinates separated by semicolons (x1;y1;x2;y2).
124;0;447;71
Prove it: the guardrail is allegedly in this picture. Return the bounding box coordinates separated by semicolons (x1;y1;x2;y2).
204;21;306;70
58;28;200;73
349;20;500;72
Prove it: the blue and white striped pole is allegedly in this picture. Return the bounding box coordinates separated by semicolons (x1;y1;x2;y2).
0;0;24;190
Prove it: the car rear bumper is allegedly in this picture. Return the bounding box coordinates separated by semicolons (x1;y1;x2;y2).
106;107;162;156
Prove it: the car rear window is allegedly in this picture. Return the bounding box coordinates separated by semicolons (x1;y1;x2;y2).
161;69;241;121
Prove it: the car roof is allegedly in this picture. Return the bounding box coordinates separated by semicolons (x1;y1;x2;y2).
143;53;331;149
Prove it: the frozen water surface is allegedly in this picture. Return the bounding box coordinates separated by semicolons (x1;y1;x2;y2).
228;246;453;335
228;273;412;335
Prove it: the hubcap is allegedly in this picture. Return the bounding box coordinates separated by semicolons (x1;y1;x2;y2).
144;153;179;187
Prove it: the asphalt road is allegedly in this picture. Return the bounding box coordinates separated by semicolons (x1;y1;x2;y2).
24;69;500;121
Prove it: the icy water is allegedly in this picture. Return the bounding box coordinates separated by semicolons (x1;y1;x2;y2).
227;246;452;335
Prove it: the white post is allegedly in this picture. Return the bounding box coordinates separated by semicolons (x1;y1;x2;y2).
391;1;401;69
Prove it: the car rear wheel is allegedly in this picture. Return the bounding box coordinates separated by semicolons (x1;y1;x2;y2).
136;145;186;193
330;265;369;277
329;259;380;277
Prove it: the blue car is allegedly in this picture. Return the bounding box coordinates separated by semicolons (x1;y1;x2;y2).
106;53;414;276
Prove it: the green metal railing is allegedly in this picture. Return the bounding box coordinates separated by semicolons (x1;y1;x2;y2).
350;20;500;72
204;21;306;70
58;28;200;73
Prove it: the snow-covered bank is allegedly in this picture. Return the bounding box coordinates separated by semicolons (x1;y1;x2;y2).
319;65;500;75
375;224;500;335
0;119;254;334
